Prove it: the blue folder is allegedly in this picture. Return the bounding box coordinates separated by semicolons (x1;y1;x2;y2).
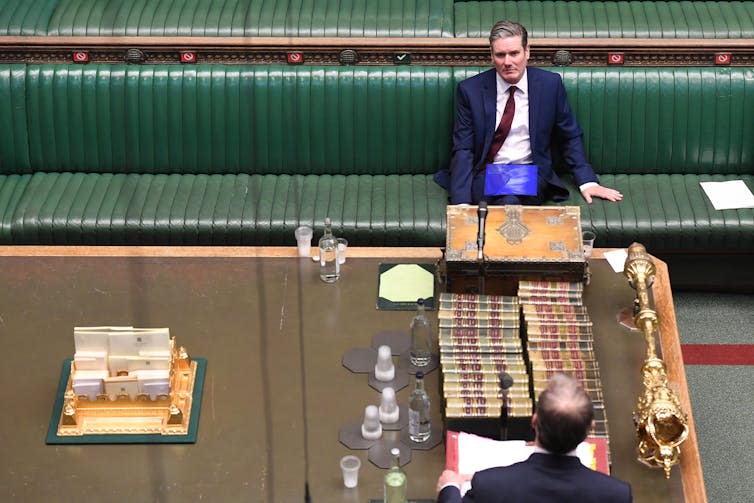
484;164;538;197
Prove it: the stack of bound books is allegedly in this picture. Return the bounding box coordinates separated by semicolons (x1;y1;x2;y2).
438;292;533;429
518;280;610;442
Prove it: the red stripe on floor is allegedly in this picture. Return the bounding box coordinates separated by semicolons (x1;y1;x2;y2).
682;344;754;365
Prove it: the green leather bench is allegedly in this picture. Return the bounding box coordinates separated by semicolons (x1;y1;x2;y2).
1;0;752;38
1;63;752;254
0;0;455;37
453;1;754;38
0;64;454;245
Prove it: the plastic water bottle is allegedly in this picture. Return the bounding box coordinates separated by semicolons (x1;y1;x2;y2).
318;217;340;283
408;371;431;442
409;298;432;366
383;447;407;503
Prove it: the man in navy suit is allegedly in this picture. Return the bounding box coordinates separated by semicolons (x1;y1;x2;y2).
436;373;632;503
435;20;622;206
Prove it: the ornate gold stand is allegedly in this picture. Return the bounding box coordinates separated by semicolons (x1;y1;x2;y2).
624;243;689;478
57;341;197;436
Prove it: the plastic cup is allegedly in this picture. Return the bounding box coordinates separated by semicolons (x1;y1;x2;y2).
294;226;313;257
340;455;361;488
337;238;348;264
582;230;596;258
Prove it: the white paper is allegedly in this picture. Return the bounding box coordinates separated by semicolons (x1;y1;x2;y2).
456;436;530;475
700;180;754;210
603;249;628;273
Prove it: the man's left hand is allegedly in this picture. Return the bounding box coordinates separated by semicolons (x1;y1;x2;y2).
581;184;623;204
436;470;472;496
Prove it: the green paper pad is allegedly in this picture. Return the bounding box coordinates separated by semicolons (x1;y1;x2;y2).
46;357;206;444
377;263;436;310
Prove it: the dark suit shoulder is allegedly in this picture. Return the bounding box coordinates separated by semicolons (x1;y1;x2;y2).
470;455;631;503
459;68;496;89
526;66;563;85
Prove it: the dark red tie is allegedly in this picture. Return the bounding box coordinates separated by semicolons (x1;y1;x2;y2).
485;86;517;165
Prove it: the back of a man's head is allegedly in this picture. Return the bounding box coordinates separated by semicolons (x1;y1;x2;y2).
535;373;594;454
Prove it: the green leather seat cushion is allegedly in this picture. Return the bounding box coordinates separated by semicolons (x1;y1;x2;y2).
0;174;32;243
578;174;754;250
10;172;448;246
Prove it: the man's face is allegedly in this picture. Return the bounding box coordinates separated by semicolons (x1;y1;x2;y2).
491;35;530;84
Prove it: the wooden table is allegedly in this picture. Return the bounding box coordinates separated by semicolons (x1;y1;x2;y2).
0;246;705;502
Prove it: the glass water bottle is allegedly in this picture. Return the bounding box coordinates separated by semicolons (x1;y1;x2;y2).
408;371;431;442
409;298;432;366
383;447;407;503
318;217;340;283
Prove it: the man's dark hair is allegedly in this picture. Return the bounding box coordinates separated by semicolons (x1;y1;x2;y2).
535;373;594;454
489;20;528;48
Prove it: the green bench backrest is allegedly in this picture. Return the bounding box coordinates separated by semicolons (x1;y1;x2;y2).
561;67;753;175
0;0;455;37
1;64;458;176
0;0;58;35
3;0;752;38
1;64;751;177
454;1;754;38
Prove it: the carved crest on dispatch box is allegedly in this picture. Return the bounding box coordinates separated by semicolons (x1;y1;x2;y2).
497;207;530;245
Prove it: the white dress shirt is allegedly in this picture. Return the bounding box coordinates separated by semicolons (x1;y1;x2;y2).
492;70;533;165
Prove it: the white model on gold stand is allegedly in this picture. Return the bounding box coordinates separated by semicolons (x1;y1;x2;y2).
57;326;198;436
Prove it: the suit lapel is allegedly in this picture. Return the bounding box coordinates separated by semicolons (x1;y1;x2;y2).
527;69;541;153
482;69;497;154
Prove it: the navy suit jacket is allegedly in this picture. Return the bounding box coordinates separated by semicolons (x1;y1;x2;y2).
436;67;598;204
437;453;632;503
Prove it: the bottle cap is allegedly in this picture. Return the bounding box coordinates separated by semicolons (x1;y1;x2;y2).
417;298;425;305
416;371;424;379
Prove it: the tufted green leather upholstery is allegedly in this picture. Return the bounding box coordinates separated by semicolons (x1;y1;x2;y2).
0;174;31;243
1;64;457;245
0;0;455;37
13;65;455;177
2;0;752;39
0;0;58;35
454;1;754;38
0;63;752;248
9;173;448;245
579;174;754;251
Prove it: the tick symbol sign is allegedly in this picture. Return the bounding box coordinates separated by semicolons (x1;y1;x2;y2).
394;53;411;65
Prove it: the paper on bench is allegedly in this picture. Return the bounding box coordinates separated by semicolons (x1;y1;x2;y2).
700;180;754;210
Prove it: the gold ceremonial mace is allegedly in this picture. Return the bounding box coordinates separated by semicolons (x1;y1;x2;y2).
624;243;689;479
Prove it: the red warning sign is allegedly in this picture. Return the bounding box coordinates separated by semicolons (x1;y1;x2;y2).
287;52;304;64
607;53;624;65
715;53;732;65
72;51;90;63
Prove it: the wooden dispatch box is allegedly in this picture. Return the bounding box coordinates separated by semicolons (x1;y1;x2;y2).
443;205;587;296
